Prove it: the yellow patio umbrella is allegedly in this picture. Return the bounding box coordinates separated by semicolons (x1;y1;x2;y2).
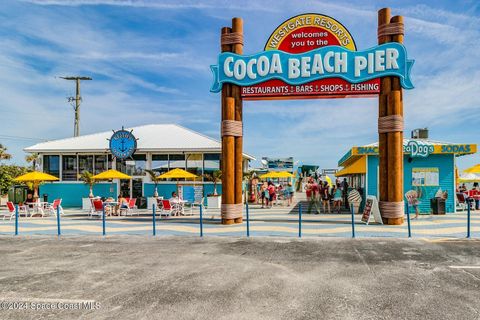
158;168;198;180
92;169;131;198
464;164;480;174
278;171;294;178
158;168;198;198
260;171;294;179
260;171;283;179
14;171;59;200
92;169;132;180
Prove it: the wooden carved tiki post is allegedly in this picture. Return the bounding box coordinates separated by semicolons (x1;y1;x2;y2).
378;8;405;225
232;18;244;224
220;18;244;225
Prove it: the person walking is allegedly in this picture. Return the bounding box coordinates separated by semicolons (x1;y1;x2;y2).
260;182;267;208
321;181;331;213
307;177;321;214
267;181;276;208
341;178;349;210
332;183;343;213
286;181;295;206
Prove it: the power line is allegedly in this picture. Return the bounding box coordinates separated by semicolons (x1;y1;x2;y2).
0;134;48;142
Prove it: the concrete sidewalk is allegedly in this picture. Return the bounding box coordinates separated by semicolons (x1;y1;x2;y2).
1;204;479;238
0;236;479;319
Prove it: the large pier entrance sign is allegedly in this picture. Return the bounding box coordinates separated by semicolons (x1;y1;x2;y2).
212;9;414;226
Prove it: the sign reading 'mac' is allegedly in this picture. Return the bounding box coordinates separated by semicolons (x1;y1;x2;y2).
210;13;414;100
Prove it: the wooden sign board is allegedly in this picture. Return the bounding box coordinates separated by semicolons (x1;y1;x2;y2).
361;195;383;225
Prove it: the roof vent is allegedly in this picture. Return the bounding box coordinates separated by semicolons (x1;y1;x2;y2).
411;128;428;139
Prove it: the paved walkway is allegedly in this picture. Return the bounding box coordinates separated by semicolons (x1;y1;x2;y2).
1;202;479;238
1;236;480;319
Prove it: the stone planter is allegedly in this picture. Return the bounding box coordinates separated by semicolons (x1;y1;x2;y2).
207;195;221;209
82;198;93;211
0;194;8;206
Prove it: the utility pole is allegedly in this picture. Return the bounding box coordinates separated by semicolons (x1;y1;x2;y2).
61;76;92;137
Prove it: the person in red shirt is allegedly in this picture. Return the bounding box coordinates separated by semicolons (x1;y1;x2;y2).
267;181;276;208
307;177;321;214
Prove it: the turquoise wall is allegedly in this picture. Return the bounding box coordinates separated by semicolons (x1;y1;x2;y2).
143;183;222;199
39;183;117;208
41;182;224;208
144;183;178;199
367;154;455;213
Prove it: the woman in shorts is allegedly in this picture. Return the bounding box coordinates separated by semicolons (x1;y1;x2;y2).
260;182;267;208
332;183;343;213
286;182;294;206
321;181;331;214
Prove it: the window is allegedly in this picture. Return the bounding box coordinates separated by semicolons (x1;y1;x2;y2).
203;153;220;178
62;155;77;181
118;154;146;176
152;154;169;174
94;155;110;174
78;155;93;174
186;153;203;177
169;154;185;169
43;155;59;178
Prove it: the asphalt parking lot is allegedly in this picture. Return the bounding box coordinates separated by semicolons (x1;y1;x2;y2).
0;236;479;320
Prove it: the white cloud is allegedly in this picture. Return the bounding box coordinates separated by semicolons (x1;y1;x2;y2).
1;0;479;172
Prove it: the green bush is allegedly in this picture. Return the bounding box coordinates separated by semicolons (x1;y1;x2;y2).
0;165;30;195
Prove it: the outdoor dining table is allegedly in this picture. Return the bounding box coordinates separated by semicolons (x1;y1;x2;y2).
25;201;48;217
104;201;118;216
170;199;188;216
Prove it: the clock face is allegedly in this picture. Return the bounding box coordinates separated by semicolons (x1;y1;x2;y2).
109;130;137;160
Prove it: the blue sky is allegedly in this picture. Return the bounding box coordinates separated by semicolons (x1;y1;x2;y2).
0;0;479;171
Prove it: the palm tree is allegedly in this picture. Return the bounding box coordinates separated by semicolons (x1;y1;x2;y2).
145;169;160;198
204;170;222;195
0;144;12;162
80;170;96;198
25;153;40;170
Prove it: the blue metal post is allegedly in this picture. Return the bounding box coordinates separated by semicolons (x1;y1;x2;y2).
246;203;250;237
152;204;156;236
467;199;471;239
56;205;61;236
298;203;302;238
350;204;355;238
102;204;106;236
199;204;203;237
15;205;19;236
406;203;411;238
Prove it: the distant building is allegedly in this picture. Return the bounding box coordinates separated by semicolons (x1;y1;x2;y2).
262;157;294;172
25;124;254;207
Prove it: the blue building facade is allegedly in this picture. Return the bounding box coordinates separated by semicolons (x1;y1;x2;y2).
337;139;477;214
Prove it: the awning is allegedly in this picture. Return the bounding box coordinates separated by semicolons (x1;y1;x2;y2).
336;156;366;177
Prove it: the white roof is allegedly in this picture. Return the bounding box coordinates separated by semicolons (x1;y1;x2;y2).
25;124;255;159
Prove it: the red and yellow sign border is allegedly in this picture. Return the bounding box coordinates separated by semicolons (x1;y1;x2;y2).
264;13;357;51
